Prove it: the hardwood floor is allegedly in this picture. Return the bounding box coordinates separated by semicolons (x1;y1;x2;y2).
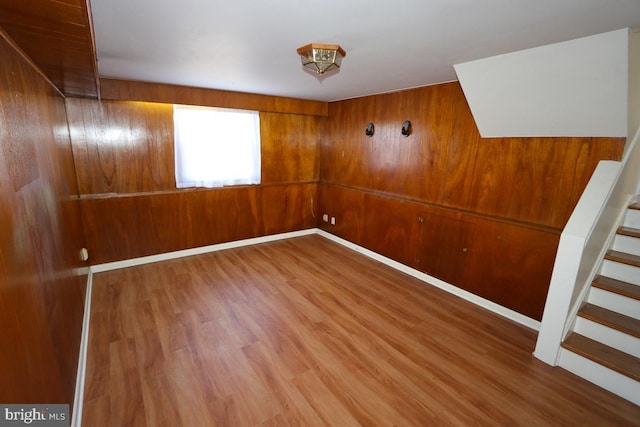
82;235;640;426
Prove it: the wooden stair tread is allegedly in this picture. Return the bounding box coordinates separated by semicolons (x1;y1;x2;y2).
617;226;640;239
593;275;640;301
578;303;640;338
605;250;640;268
629;201;640;211
561;333;640;382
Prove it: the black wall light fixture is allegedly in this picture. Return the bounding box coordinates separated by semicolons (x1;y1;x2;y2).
401;120;412;137
365;122;375;137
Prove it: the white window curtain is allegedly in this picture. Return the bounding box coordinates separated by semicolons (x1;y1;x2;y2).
173;105;261;188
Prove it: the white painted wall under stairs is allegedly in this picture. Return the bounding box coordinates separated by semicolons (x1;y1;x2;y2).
558;201;640;405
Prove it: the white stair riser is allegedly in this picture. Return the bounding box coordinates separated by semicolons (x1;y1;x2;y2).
600;260;640;286
612;234;640;256
558;349;640;405
574;317;640;357
588;287;640;320
624;208;640;228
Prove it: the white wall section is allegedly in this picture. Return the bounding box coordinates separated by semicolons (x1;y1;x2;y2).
454;28;629;137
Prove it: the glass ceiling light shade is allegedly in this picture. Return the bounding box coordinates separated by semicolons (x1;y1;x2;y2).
296;43;346;75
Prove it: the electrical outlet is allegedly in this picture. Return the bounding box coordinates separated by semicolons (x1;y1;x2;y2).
322;214;329;222
331;217;336;225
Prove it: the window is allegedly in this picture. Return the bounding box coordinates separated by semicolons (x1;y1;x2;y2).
173;105;261;188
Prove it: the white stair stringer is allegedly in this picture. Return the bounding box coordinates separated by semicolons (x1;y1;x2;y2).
558;348;640;406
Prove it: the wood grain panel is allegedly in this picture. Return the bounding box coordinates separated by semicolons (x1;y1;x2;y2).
318;184;365;245
461;135;626;228
417;210;476;285
66;98;176;195
321;96;378;191
261;112;322;184
0;32;87;406
100;79;328;117
0;0;98;97
323;82;625;230
360;193;421;267
83;236;640;425
80;184;317;264
417;207;558;320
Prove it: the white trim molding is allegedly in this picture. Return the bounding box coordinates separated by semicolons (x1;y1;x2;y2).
71;270;93;427
90;229;317;273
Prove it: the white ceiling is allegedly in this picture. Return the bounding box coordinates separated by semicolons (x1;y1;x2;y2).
90;0;640;102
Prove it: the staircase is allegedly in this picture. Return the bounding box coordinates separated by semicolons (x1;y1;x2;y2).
558;200;640;405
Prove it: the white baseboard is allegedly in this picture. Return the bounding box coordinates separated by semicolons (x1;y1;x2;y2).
90;229;317;273
316;230;540;331
71;270;93;427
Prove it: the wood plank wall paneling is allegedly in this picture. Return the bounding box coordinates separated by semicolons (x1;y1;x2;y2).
0;0;98;98
100;79;328;117
66;98;176;195
80;184;317;264
322;82;626;230
68;96;323;263
319;82;625;320
67;99;324;195
0;33;87;405
261;112;322;184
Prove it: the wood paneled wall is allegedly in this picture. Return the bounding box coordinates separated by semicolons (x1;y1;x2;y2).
319;82;625;320
80;184;317;262
0;31;87;405
67;95;323;264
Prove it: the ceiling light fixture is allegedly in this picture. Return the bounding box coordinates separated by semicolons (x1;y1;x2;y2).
296;43;346;75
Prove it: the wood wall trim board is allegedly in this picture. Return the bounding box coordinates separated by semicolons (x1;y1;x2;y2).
0;26;64;97
82;0;100;100
77;180;321;200
100;78;328;117
320;181;564;235
0;0;98;97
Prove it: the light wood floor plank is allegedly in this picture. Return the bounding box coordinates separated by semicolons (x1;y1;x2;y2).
83;235;640;426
